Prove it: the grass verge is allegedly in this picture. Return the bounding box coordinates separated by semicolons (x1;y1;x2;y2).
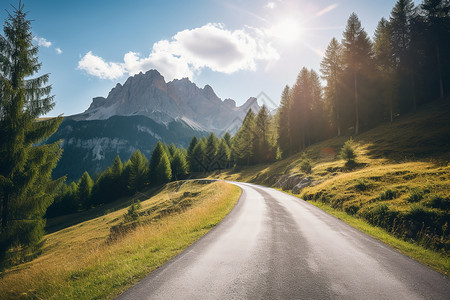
0;181;241;299
302;197;449;275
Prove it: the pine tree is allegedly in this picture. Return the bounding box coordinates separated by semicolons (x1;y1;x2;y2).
187;136;198;157
149;142;165;183
321;37;344;136
128;150;149;192
155;152;172;184
78;172;94;210
389;0;417;110
290;67;311;151
0;4;63;266
374;18;396;122
421;0;450;98
342;13;373;135
190;140;206;172
168;143;177;160
309;69;326;144
204;133;219;171
222;132;232;148
216;139;231;169
232;109;255;166
254;105;273;163
171;149;188;180
277;85;291;157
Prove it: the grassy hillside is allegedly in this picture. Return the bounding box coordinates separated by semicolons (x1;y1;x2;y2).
212;99;450;273
0;181;240;299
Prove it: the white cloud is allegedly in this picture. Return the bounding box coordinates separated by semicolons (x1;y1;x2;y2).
78;51;125;80
33;36;52;48
265;2;276;9
55;48;62;54
77;23;279;81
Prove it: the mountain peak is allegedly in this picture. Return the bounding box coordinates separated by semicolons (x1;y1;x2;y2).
78;69;258;132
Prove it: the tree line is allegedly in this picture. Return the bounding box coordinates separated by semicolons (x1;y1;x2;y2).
275;0;449;157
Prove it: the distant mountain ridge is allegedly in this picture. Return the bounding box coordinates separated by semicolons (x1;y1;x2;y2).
71;69;260;133
50;69;260;181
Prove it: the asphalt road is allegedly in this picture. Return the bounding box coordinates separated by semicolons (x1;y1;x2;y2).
117;181;449;299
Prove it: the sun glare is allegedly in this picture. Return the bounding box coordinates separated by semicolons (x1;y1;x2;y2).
269;19;302;43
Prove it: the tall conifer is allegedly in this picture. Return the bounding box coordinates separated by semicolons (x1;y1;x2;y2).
0;3;63;266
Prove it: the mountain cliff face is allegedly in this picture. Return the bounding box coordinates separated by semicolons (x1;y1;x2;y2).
74;69;259;132
51;69;259;181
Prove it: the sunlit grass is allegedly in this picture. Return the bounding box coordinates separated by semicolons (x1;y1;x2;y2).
210;99;449;274
0;181;241;299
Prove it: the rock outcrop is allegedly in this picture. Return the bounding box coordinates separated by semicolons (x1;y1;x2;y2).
274;174;319;195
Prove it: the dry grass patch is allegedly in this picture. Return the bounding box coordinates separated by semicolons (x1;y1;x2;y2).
0;181;241;299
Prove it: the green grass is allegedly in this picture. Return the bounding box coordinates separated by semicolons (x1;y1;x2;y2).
0;181;241;299
210;98;450;275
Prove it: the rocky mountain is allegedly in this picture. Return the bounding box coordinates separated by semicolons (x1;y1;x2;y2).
72;69;260;133
51;69;260;181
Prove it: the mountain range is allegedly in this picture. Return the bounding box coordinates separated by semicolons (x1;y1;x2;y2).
50;69;260;181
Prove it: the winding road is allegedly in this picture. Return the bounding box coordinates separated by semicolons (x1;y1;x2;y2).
117;181;449;299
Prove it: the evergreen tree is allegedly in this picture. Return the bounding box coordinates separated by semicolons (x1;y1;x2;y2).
254;105;274;163
149;141;165;183
321;37;344;135
233;109;255;166
342;13;373;135
205;132;219;171
0;4;63;266
421;0;450;98
77;172;94;210
127;150;149;192
187;136;198;157
374;18;396;122
290;67;312;151
216;139;231;169
277;85;291;157
110;155;124;180
171;149;188;181
222;132;232;148
190;140;206;172
389;0;417;110
309;69;327;143
168;143;177;160
155;152;172;184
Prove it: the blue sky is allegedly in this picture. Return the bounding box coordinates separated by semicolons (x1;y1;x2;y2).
1;0;420;116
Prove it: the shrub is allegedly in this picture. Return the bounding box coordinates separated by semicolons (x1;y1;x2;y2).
406;188;423;203
300;160;312;174
428;194;449;210
379;189;397;200
354;179;369;191
124;201;142;222
340;138;356;163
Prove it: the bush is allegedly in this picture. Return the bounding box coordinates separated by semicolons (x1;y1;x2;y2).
406;188;423;203
428;194;449;210
124;201;142;222
300;160;312;174
340;138;356;163
354;179;369;191
379;189;397;200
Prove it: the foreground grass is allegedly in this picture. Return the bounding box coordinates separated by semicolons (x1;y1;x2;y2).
0;181;241;299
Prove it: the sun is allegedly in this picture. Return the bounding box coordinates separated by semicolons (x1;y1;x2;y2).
268;18;302;43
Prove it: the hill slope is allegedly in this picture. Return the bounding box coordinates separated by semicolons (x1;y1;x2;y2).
0;181;240;299
214;99;450;266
